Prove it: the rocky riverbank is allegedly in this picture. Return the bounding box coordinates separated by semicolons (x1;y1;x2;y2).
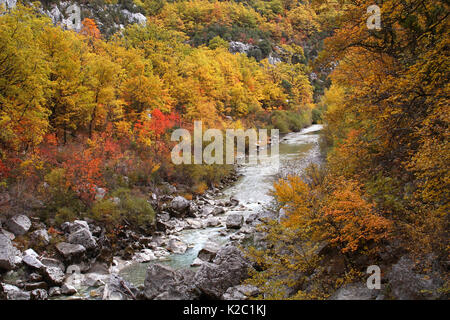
0;167;271;300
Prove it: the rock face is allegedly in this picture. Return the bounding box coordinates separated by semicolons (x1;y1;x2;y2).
103;274;138;300
0;233;16;270
143;264;198;300
226;214;244;229
5;214;31;236
194;245;252;299
56;242;86;262
330;283;380;300
170;196;190;216
387;256;444;300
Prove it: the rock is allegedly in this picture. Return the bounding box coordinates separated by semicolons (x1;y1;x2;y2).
387;256;444;300
245;213;258;224
143;264;198;300
194;245;252;299
226;214;244;229
1;283;30;300
157;212;170;222
330;283;380;300
102;274;138;300
56;242;86;261
88;262;110;275
22;249;44;269
48;287;61;297
212;207;225;215
170;196;190;216
30;229;50;246
186;218;202;229
30;289;48;300
0;228;15;241
167;239;188;254
42;266;65;286
153;248;170;259
63;220;89;234
190;258;204;267
61;283;77;296
5;214;31;236
201;206;215;216
197;242;220;262
206;217;221;227
41;257;65;272
83;273;108;288
222;284;259;300
11;246;22;266
0;233;16;270
28;272;42;282
133;249;156;263
229;41;254;54
67;228;97;250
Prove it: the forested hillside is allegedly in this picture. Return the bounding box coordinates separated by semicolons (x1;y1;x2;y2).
0;0;448;301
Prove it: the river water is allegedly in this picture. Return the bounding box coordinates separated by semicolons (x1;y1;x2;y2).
120;124;323;286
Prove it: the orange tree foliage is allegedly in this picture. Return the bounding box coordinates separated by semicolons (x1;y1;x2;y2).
316;0;449;258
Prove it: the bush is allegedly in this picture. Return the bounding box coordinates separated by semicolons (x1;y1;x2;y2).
270;110;311;133
90;188;155;230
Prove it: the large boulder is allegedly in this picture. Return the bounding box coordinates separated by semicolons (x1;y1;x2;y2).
194;245;252;299
67;228;97;250
0;233;16;271
56;242;86;262
170;196;190;216
226;214;244;229
197;242;220;262
5;214;31;236
143;264;198;300
387;256;444;300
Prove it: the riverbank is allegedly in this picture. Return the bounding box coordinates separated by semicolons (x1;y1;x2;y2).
1;125;324;300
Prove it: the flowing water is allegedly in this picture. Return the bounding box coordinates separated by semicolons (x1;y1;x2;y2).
120;124;323;286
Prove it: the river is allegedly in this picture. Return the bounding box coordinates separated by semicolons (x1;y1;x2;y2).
119;124;323;286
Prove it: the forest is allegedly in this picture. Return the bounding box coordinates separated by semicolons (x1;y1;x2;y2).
0;0;448;301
